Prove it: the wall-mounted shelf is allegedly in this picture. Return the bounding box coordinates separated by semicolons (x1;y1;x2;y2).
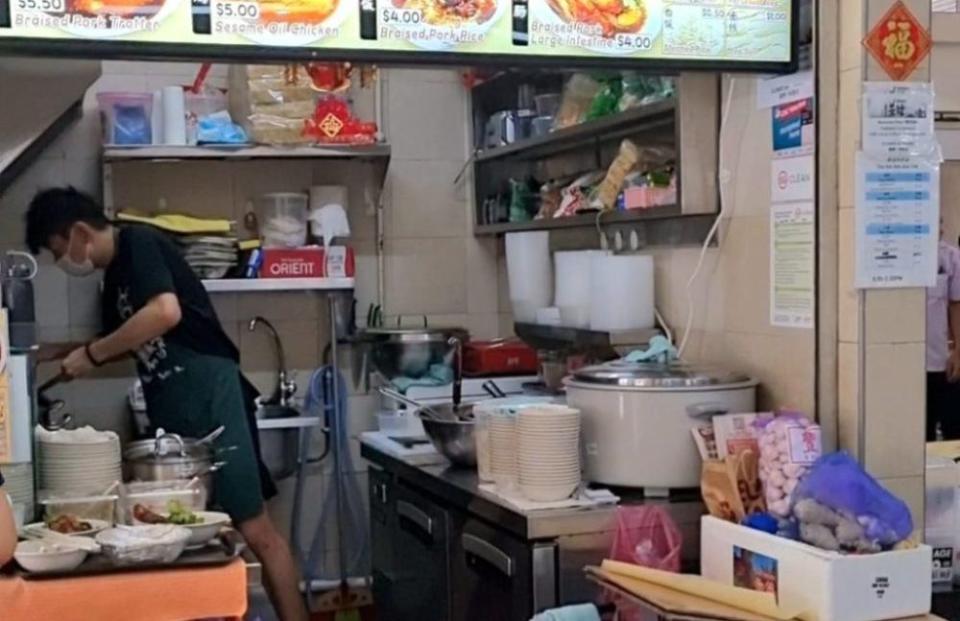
202;278;354;293
475;99;676;164
475;205;681;235
103;143;391;161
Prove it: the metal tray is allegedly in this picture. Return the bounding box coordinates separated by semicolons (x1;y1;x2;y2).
20;530;245;580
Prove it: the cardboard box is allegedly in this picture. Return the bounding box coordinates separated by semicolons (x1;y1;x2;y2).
701;516;932;621
260;246;355;279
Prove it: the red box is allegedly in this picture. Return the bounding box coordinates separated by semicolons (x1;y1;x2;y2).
463;339;539;377
260;246;355;279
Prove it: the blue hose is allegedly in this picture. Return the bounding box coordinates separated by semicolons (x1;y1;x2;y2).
291;366;369;583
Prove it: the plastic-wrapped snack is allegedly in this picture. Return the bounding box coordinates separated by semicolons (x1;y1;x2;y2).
756;412;822;517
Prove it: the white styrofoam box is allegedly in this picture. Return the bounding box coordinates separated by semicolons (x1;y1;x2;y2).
925;456;960;587
701;516;932;621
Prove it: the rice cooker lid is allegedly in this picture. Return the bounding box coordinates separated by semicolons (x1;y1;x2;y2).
571;360;752;388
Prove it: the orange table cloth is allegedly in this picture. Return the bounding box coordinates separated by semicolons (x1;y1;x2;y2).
0;557;247;621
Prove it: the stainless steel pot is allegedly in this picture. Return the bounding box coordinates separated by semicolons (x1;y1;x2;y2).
123;433;227;498
419;403;477;467
361;321;468;380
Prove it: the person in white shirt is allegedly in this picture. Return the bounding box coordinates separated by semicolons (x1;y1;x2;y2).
927;231;960;440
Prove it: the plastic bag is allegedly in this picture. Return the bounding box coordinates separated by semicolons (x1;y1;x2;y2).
756;412;822;518
609;506;682;571
792;451;914;548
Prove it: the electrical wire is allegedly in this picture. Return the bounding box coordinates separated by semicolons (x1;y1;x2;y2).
677;76;737;358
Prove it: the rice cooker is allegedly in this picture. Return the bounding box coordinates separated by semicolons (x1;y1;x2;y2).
565;361;757;490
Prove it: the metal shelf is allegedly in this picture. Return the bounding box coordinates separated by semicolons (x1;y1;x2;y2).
475;99;676;163
103;143;391;161
474;205;682;235
202;278;354;293
514;322;660;354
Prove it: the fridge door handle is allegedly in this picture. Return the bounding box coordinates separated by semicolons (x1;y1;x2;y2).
462;534;514;578
397;500;434;538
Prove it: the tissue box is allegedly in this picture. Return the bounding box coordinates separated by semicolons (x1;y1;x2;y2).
260;247;355;279
701;516;932;621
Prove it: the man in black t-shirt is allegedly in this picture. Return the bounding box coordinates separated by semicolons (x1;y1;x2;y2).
25;188;307;621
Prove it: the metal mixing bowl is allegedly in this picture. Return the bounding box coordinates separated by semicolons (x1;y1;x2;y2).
420;403;476;467
361;326;468;379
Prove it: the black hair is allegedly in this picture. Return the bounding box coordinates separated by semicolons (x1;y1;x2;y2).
25;187;109;255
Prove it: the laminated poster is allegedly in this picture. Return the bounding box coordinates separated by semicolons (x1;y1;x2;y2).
0;0;794;62
855;152;940;289
770;201;813;329
861;82;936;160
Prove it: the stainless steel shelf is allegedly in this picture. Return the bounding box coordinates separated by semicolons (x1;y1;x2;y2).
474;205;681;235
202;278;354;293
103;143;391;161
514;323;661;353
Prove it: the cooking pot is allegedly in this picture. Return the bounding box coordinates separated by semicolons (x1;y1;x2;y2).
123;433;228;499
565;360;757;490
361;322;468;380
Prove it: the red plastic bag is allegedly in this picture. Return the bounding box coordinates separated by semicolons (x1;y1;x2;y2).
609;505;682;571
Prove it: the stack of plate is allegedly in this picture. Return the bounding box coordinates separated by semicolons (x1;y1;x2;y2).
178;235;238;280
518;405;582;502
37;427;122;495
4;462;35;517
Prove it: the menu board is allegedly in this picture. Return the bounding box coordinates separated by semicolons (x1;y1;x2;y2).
0;0;795;69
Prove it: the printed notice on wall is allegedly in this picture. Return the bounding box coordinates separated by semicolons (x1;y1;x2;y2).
862;82;936;159
855;153;940;289
771;155;814;203
771;202;814;329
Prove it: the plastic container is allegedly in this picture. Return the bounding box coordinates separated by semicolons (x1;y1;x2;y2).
39;492;119;524
258;192;309;249
97;92;154;145
376;411;425;438
120;481;206;525
534;93;562;117
185;90;228;145
531;116;554;138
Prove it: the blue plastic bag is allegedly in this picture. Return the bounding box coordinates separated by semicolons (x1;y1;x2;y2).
792;451;913;547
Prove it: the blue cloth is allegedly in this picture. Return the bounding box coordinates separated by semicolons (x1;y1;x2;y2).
624;335;678;364
390;363;454;392
533;604;601;621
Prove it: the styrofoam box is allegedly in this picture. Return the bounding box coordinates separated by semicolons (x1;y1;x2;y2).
701;516;932;621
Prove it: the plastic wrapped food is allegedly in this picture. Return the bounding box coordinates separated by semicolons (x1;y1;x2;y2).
792;451;914;551
756;412;822;517
553;74;601;130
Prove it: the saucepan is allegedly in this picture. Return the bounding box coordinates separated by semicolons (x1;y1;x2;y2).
123;428;233;499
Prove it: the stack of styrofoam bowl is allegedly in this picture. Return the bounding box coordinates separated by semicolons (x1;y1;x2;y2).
517;405;582;502
475;397;558;483
4;462;35;523
37;426;122;495
488;412;521;494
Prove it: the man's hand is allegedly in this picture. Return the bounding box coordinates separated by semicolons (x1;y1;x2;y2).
948;351;960;383
61;346;95;379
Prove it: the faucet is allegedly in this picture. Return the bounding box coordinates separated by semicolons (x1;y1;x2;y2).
248;316;297;407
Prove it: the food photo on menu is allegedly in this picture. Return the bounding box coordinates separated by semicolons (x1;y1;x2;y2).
372;0;507;50
6;0;178;35
208;0;350;46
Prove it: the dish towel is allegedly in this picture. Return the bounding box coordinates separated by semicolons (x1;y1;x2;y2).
389;364;454;392
623;335;678;364
532;604;601;621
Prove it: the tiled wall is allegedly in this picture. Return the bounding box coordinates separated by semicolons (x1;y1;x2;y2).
832;0;931;525
0;61;503;577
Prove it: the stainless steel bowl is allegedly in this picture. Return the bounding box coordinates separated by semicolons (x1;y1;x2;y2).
361;326;468;380
420;403;476;467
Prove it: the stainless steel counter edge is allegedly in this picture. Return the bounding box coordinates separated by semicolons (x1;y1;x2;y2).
361;440;619;540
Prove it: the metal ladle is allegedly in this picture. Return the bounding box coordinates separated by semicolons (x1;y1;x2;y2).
378;387;446;421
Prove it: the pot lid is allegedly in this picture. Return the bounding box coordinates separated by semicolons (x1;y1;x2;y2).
362;326;468;344
571;360;752;388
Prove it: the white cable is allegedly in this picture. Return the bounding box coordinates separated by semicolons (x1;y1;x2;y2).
677;76;737;358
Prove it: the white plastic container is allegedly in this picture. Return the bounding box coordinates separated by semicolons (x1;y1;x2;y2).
701;516;933;621
185;90;228;145
554;250;608;328
588;254;654;331
506;231;553;323
258;192;308;248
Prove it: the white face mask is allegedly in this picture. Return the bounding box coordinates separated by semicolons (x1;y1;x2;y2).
56;231;96;277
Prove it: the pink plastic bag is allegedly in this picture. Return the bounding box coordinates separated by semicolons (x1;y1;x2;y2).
609;505;683;571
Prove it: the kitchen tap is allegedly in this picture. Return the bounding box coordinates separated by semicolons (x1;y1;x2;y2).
247;316;297;407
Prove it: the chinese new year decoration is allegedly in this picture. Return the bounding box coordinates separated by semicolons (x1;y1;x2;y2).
304;95;378;145
862;0;931;81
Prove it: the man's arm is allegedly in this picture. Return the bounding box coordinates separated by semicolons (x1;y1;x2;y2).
949;301;960;382
61;293;181;378
0;489;16;565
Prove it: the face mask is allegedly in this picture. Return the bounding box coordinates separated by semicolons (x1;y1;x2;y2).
56;229;96;277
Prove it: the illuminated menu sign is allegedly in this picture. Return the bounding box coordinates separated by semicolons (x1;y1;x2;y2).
0;0;795;70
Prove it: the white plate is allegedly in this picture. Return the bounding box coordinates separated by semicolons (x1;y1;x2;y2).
54;0;182;37
23;518;111;538
532;0;663;56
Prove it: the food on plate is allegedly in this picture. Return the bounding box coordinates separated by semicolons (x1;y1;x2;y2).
69;0;164;17
132;500;204;525
547;0;647;37
258;0;339;24
391;0;497;26
46;514;93;535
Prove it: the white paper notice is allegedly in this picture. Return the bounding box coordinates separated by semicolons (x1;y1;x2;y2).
771;155;814;203
862;82;936;159
771;202;815;329
855;153;940;289
756;70;814;110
